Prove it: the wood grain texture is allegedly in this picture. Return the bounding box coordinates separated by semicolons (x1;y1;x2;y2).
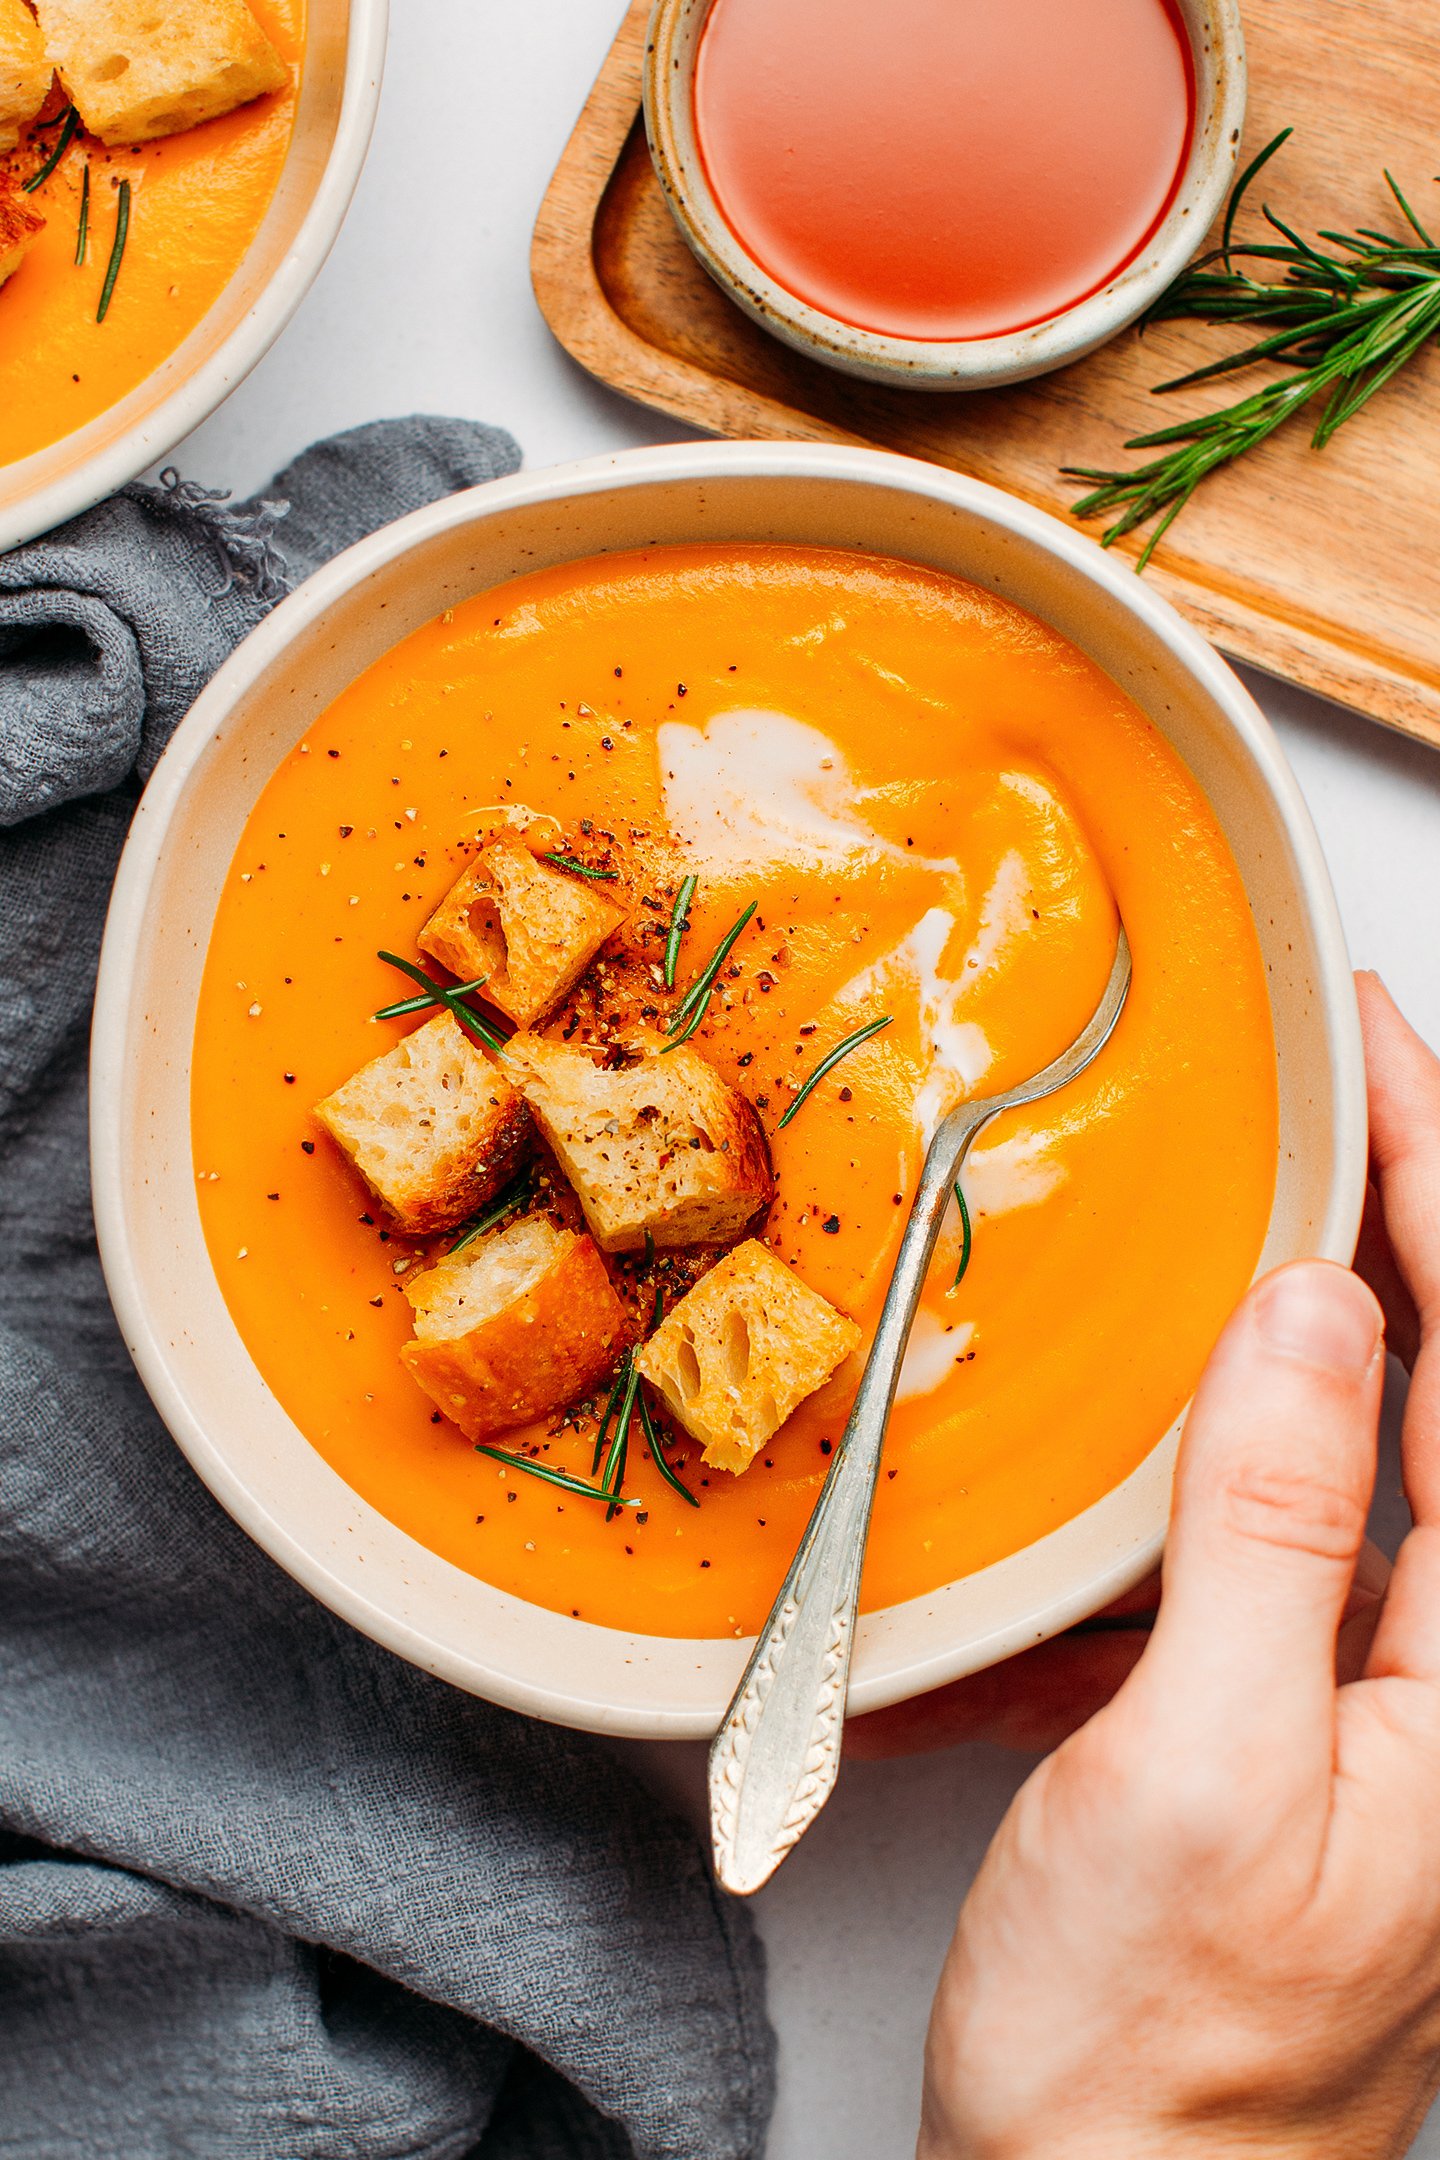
531;0;1440;751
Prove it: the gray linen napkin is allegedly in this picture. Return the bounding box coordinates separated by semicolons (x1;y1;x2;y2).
0;418;774;2160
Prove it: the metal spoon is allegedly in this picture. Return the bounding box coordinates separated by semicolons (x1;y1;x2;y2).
709;928;1133;1896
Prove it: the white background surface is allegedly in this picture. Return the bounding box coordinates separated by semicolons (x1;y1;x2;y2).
164;5;1440;2153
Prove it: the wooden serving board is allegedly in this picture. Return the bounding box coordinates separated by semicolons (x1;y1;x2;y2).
533;0;1440;751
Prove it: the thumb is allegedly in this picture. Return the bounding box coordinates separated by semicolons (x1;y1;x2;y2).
1134;1261;1385;1782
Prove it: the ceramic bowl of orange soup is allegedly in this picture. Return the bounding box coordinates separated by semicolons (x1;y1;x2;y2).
91;442;1364;1738
644;0;1246;389
0;0;386;553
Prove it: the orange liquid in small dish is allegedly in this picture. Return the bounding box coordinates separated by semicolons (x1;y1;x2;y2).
694;0;1195;341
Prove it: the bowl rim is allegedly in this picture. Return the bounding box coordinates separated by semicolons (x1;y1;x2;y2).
90;440;1367;1737
642;0;1248;389
0;0;389;555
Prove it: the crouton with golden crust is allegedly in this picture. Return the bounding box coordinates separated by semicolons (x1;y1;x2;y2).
0;0;50;152
313;1010;531;1237
419;836;628;1029
0;183;42;291
34;0;287;146
505;1032;774;1253
401;1214;627;1442
636;1240;860;1474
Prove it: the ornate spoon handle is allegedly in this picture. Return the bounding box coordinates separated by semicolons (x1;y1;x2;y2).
708;929;1131;1897
708;1108;985;1896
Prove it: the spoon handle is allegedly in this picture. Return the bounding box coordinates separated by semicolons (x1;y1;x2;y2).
709;1107;988;1896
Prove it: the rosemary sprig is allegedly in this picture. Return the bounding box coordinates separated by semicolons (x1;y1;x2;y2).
447;1169;535;1254
376;971;489;1020
639;1388;699;1508
591;1354;632;1474
476;1443;640;1508
952;1180;973;1290
96;177;131;324
1068;132;1440;567
376;951;509;1055
543;851;618;881
664;873;697;990
777;1014;891;1130
23;105;78;193
598;1357;642;1521
600;1283;672;1516
74;162;89;265
663;900;756;1051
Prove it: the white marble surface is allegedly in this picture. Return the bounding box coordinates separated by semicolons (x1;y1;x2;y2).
164;4;1440;2152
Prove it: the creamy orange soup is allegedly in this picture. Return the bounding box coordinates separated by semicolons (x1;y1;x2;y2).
192;546;1277;1639
0;0;301;468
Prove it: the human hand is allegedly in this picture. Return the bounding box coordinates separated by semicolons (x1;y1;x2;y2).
850;969;1405;1763
919;974;1440;2160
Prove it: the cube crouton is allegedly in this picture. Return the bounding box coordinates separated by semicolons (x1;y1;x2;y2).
34;0;287;146
0;0;51;152
418;836;628;1029
505;1033;774;1253
0;183;43;291
636;1240;860;1474
401;1213;627;1442
313;1010;532;1237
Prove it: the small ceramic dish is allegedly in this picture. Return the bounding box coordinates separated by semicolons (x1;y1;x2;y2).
91;441;1363;1740
643;0;1247;391
0;0;387;554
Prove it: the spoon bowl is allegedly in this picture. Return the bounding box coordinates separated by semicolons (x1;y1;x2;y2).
710;929;1134;1895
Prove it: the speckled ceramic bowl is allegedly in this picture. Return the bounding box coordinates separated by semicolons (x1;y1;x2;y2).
643;0;1247;390
0;0;387;554
91;441;1362;1739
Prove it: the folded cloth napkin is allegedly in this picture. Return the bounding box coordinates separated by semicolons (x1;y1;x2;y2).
0;419;774;2160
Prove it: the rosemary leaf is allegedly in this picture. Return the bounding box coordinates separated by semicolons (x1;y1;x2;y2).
447;1170;534;1253
601;1358;642;1521
1068;132;1440;566
1221;127;1292;267
375;973;488;1021
663;873;697;990
448;1004;512;1056
952;1179;973;1291
591;1355;632;1475
662;900;756;1051
543;851;618;881
376;951;509;1055
23;105;77;193
639;1387;699;1508
777;1014;892;1130
476;1444;639;1508
74;162;89;266
96;177;131;323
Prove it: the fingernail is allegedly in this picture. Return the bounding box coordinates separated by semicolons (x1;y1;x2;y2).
1255;1266;1381;1375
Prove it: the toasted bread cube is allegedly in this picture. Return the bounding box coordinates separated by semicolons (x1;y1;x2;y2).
0;0;51;152
313;1010;531;1237
0;184;42;290
636;1241;860;1474
505;1033;774;1253
401;1214;627;1442
35;0;287;146
419;837;628;1029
